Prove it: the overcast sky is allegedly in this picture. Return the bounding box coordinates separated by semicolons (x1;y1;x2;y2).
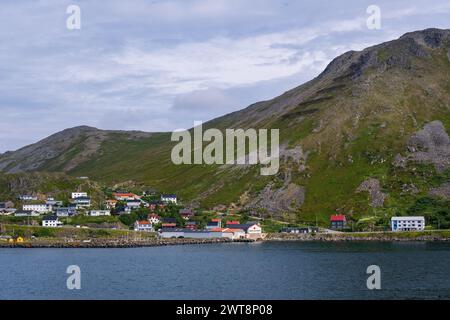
1;0;450;152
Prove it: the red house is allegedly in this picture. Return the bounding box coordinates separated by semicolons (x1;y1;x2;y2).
330;214;347;230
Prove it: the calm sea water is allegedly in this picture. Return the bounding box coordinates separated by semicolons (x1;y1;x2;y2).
0;241;449;300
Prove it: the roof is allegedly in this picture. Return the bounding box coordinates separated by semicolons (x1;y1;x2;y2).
224;223;258;231
226;221;240;225
211;219;221;222
113;193;137;197
209;228;244;233
163;217;177;223
74;196;91;201
161;194;177;198
136;220;151;225
162;223;176;227
330;214;346;222
43;215;58;221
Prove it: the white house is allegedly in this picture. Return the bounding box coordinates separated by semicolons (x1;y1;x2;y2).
148;214;161;224
42;215;63;227
15;210;40;217
391;216;425;232
134;220;154;232
23;204;52;213
89;210;111;216
19;195;38;201
161;194;177;204
72;192;88;199
72;197;91;208
125;200;141;210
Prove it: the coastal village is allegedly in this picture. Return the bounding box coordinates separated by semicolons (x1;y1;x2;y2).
0;187;430;244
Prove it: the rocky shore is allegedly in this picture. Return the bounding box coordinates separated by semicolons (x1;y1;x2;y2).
265;231;450;242
1;231;449;248
0;238;247;248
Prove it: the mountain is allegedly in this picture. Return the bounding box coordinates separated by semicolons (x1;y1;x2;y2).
1;28;450;227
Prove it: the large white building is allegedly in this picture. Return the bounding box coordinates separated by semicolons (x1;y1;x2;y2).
22;204;52;213
391;216;425;232
89;210;111;216
42;216;63;227
161;194;177;204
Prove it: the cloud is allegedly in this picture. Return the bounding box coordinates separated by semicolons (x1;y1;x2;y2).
1;0;450;152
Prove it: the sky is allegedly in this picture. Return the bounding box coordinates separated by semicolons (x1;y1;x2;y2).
1;0;450;152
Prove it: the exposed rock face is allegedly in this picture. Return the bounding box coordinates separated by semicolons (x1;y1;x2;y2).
246;182;305;214
429;183;450;200
407;121;450;173
356;178;387;208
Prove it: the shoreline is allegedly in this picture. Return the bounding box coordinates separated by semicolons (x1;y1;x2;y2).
1;231;450;248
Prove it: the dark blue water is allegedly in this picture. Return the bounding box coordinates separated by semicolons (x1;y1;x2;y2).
0;241;449;300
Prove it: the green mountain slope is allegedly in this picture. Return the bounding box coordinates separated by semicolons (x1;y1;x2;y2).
1;28;450;227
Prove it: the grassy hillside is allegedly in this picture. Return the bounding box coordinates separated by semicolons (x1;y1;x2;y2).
1;28;450;227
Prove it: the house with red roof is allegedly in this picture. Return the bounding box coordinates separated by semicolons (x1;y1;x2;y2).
134;220;154;232
113;193;140;201
206;219;222;229
330;214;347;230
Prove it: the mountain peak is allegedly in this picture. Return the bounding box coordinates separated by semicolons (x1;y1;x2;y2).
400;28;450;48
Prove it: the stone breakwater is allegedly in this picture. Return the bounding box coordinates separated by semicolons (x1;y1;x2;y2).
0;238;254;248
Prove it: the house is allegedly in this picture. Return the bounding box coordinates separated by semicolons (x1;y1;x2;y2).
89;210;111;216
0;201;14;209
206;219;222;230
72;196;91;208
162;217;177;229
210;228;246;240
46;198;63;206
226;221;240;226
14;236;24;243
125;200;141;210
161;194;177;204
163;217;177;224
148;214;161;224
330;214;347;230
113;192;140;201
55;207;77;217
185;221;197;230
134;220;154;232
391;216;425;232
281;227;317;234
15;210;40;217
18;195;38;201
224;223;262;239
42;215;62;227
0;208;16;216
0;235;12;242
105;199;118;209
148;200;165;211
71;192;87;199
23;204;52;213
179;209;194;220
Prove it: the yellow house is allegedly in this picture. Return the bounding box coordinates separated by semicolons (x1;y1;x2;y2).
15;236;24;243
